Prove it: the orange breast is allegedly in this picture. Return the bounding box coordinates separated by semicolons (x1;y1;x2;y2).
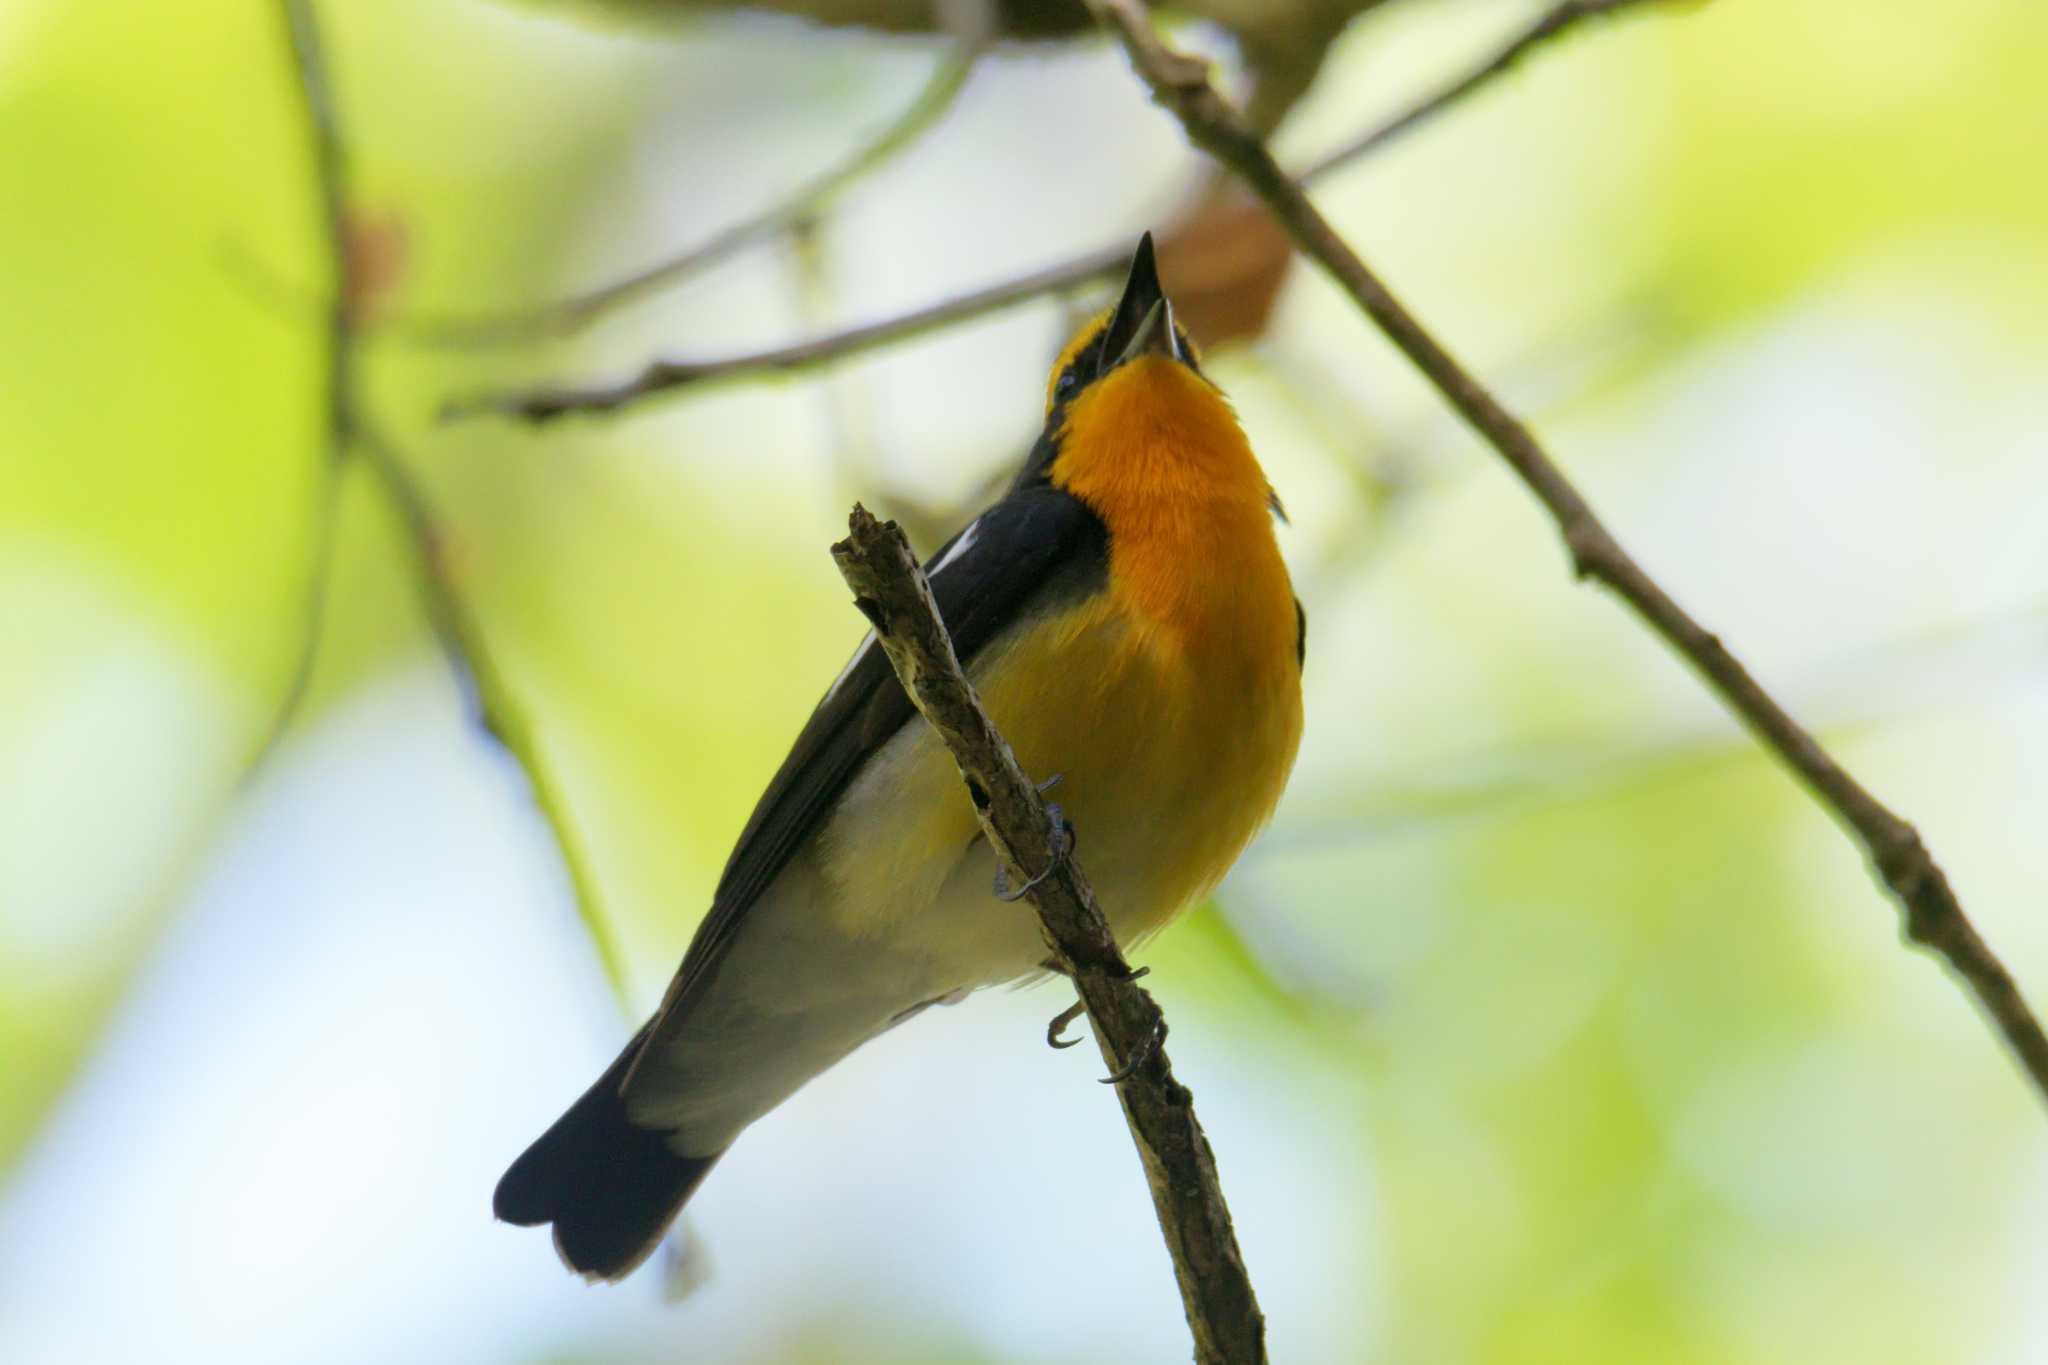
1034;353;1304;936
816;353;1302;958
1053;354;1298;679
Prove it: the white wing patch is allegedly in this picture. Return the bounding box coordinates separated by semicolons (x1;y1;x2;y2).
928;517;981;577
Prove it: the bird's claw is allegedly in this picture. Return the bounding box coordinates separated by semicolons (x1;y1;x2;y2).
991;801;1075;902
1099;1017;1166;1085
1046;999;1087;1049
993;860;1053;903
1046;968;1148;1051
1045;801;1075;855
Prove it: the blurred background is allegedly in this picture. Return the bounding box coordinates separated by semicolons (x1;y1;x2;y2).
4;0;2048;1360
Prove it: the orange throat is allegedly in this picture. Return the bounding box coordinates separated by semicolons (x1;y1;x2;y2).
1050;355;1294;666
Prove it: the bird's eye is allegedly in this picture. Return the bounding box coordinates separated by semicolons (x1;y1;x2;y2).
1055;370;1080;399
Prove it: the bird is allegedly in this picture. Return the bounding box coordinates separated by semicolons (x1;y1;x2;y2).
494;233;1305;1281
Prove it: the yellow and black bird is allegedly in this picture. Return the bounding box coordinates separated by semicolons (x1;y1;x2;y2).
495;234;1305;1280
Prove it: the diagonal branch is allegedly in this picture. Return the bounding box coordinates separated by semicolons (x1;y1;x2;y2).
451;0;1674;424
831;505;1265;1365
247;0;361;775
354;426;633;1009
274;0;633;1011
1086;0;2048;1111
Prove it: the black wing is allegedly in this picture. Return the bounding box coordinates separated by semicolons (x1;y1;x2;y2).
656;484;1108;1010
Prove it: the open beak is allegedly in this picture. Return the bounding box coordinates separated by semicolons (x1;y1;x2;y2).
1100;232;1186;368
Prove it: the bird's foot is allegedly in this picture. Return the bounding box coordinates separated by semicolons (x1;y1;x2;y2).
992;801;1075;902
1045;968;1147;1050
1046;998;1087;1049
1099;1016;1166;1085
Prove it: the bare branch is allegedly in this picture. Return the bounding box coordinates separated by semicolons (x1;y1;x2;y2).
452;0;1671;423
244;0;361;783
831;505;1265;1365
1086;0;2048;1111
273;0;634;1011
355;426;634;1007
395;21;993;346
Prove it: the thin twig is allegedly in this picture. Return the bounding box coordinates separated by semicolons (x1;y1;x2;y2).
396;23;993;346
355;426;634;1006
453;0;1668;423
1087;0;2048;1111
249;0;361;778
275;0;634;1011
832;506;1266;1365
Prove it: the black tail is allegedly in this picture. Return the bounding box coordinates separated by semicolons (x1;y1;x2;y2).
493;1024;724;1281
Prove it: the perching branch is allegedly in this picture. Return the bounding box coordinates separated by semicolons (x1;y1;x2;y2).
1086;0;2048;1111
274;0;633;1010
450;0;1672;423
395;15;994;346
831;506;1266;1365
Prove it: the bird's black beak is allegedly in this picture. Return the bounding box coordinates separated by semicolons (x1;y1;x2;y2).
1100;232;1186;369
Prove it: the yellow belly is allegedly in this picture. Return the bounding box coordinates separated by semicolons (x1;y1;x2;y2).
816;558;1302;974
